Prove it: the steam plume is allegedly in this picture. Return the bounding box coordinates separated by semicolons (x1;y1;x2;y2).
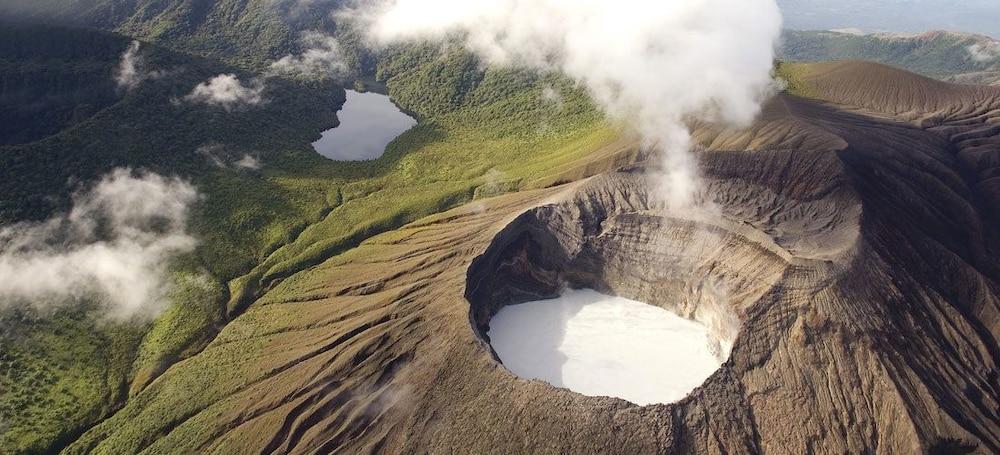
0;169;198;320
358;0;782;208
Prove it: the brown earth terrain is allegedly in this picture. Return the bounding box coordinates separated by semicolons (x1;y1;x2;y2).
64;61;1000;454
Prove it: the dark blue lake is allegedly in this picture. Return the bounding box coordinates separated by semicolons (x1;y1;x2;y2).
312;90;417;161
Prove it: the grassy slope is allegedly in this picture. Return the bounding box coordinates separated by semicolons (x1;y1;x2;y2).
0;26;622;454
781;30;1000;84
73;69;618;452
0;311;145;453
61;54;627;455
226;46;617;314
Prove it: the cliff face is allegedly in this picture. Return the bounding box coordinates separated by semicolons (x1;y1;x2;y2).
67;62;1000;454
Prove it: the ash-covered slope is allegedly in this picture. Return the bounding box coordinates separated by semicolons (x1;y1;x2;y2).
66;62;1000;454
783;60;1000;216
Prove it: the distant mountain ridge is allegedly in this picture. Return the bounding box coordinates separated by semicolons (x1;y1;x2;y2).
777;0;1000;38
781;29;1000;85
0;0;351;70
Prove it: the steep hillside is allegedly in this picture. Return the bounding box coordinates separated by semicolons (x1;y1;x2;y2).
781;30;1000;85
62;62;1000;453
778;60;1000;215
0;24;126;145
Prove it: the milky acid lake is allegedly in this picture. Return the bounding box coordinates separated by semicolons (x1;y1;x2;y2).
487;289;725;406
311;90;417;161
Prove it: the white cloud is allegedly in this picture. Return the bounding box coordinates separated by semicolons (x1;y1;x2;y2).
115;41;143;90
0;169;198;320
968;42;1000;63
270;31;347;79
114;40;169;91
234;154;262;170
196;143;229;168
359;0;783;209
184;74;265;110
196;143;263;170
115;41;147;90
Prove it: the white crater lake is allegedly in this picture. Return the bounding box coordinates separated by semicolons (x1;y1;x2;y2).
311;90;416;161
487;289;724;406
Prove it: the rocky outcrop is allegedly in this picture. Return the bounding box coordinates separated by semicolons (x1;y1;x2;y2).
67;63;1000;454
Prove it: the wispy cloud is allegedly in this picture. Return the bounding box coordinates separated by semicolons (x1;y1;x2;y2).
968;42;1000;62
270;31;348;80
184;74;265;110
234;154;262;170
196;143;264;170
114;40;168;90
0;169;198;320
115;41;144;90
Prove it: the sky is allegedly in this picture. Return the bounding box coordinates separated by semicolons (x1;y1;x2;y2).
779;0;1000;37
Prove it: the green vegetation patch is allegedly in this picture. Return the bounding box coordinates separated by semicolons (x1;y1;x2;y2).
775;61;817;98
0;308;144;453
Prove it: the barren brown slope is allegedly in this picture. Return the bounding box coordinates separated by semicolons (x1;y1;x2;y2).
66;65;1000;454
784;60;1000;224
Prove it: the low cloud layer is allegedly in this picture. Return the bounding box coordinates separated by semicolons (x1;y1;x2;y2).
270;31;347;79
0;169;198;320
360;0;782;208
184;74;265;110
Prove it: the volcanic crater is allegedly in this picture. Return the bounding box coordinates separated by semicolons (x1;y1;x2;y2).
466;138;862;400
